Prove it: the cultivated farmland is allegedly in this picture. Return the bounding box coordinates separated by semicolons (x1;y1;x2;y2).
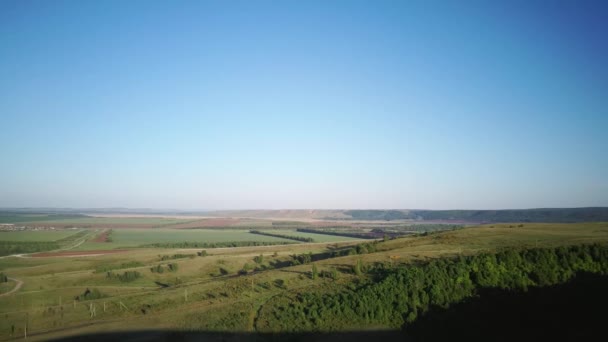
0;230;82;242
75;229;299;250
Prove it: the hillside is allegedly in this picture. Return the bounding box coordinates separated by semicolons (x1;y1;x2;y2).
203;208;608;223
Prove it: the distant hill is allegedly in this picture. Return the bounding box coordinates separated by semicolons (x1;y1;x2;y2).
203;207;608;223
2;207;607;224
409;208;608;223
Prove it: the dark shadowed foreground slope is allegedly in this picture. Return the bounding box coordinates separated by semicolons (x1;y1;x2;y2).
46;272;608;342
404;272;608;342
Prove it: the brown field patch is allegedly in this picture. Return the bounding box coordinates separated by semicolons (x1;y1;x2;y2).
30;250;129;257
91;230;110;242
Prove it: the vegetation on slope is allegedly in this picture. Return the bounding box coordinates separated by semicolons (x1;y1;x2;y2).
250;230;314;243
296;228;375;239
256;244;608;331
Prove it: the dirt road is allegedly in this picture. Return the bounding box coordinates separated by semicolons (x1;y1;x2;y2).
0;277;23;297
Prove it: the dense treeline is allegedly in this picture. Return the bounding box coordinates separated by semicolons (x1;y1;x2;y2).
106;271;141;282
296;228;375;239
287;242;379;266
258;244;608;331
0;241;60;256
159;254;194;261
105;229;113;242
150;263;179;273
250;230;314;243
372;224;463;234
141;241;294;248
405;272;608;342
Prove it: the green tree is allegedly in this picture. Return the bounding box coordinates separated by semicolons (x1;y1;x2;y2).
354;259;363;276
312;264;318;280
254;254;265;264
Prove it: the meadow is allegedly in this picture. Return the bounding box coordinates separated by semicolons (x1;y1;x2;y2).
0;230;91;257
0;222;607;340
75;229;298;250
268;229;363;242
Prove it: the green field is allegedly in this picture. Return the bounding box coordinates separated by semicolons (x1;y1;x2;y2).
23;217;192;226
0;230;82;242
269;229;364;242
77;229;296;250
0;214;86;224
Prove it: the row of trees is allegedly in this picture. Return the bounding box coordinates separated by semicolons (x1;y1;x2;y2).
259;244;608;331
296;228;375;239
94;261;144;273
141;241;294;248
105;229;113;242
106;271;141;283
309;264;340;280
150;263;179;273
159;254;195;261
287;241;380;267
250;230;314;243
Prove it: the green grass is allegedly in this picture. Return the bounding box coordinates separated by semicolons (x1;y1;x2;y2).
0;230;82;242
23;217;191;226
269;229;365;242
0;214;86;224
113;229;294;244
76;229;296;250
0;280;15;294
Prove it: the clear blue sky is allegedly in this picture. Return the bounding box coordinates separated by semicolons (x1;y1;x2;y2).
1;0;607;210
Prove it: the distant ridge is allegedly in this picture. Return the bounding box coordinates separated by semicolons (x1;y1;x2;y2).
2;207;607;223
205;207;608;223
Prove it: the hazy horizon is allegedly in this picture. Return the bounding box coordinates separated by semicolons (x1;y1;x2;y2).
2;1;607;210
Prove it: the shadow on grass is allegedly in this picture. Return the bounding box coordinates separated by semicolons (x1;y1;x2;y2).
404;272;608;342
47;273;608;342
48;330;405;342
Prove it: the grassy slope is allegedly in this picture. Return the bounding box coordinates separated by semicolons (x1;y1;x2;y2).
0;222;607;340
268;230;364;242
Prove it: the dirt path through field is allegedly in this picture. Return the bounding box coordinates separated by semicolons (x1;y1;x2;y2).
0;229;99;259
0;277;23;297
